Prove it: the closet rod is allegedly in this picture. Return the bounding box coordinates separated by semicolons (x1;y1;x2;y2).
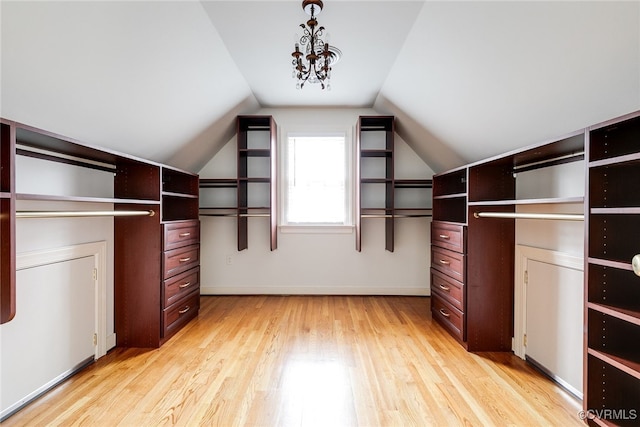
199;213;270;218
513;151;584;173
16;210;155;218
473;212;583;221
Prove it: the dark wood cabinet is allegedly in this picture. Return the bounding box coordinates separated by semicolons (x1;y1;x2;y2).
199;115;277;251
0;122;16;324
355;115;432;251
584;111;640;426
432;129;585;351
0;118;200;347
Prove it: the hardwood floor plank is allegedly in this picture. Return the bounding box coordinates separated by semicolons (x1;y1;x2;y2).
2;296;584;426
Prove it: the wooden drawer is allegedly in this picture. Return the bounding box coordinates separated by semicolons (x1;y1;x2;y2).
432;221;465;253
163;266;200;308
162;289;200;338
431;246;465;282
431;293;465;342
163;220;200;251
163;245;199;278
430;268;464;311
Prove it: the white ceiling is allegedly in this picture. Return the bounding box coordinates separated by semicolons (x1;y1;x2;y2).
1;1;639;173
201;0;423;107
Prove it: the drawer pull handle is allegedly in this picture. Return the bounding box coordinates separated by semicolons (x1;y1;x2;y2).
179;282;191;288
439;259;450;265
179;232;191;237
439;308;450;318
179;257;191;263
179;306;190;314
633;254;640;276
439;234;450;240
438;284;451;292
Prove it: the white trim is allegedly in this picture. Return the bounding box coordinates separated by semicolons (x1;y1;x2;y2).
279;225;354;234
16;241;109;359
200;285;430;296
513;245;583;358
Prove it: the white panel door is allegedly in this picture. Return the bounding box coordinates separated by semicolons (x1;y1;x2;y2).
525;259;583;397
0;256;96;418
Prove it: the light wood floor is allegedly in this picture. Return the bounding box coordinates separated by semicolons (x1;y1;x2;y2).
3;296;584;426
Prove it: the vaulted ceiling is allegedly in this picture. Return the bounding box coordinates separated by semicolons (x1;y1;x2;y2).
1;1;639;173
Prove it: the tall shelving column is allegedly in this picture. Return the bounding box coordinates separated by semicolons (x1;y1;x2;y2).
236;115;277;251
585;111;640;426
0;122;16;324
356;116;395;252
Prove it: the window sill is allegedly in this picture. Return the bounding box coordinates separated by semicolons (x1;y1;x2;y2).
279;225;354;234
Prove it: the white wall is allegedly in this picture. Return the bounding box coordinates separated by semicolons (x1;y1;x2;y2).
199;108;434;295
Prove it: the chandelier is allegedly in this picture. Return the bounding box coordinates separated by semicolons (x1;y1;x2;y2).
291;0;341;90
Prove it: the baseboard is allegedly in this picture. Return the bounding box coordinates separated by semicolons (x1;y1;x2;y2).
200;285;430;296
106;333;117;351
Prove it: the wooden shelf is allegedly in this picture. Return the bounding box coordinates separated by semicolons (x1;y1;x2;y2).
588;257;633;271
588;348;640;381
433;193;466;200
239;148;270;157
589;152;640;168
587;302;640;326
394;179;432;188
0;192;11;199
16;193;160;205
468;196;583;206
161;191;198;199
199;178;237;188
360;150;392;158
591;207;640;215
361;178;392;184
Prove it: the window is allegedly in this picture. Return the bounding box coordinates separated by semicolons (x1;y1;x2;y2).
283;134;351;227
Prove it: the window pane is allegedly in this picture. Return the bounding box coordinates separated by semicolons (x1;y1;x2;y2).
286;135;347;224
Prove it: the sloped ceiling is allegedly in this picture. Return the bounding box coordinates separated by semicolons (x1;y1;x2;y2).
1;1;639;173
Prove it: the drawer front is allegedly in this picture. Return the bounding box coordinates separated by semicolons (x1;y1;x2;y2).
431;293;465;341
432;221;465;253
163;245;199;278
163;220;200;251
163;290;200;338
163;267;200;308
430;268;464;311
431;246;465;282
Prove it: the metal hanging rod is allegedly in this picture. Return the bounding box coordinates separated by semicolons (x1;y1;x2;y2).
17;210;155;219
199;213;270;218
513;151;584;173
473;212;584;221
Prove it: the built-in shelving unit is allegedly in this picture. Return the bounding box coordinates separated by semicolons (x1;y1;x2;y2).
0;118;199;347
432;129;585;351
355;116;432;252
199;115;277;251
0;122;16;324
584;111;640;426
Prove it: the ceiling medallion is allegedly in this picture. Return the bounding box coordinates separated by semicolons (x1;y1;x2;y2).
291;0;341;90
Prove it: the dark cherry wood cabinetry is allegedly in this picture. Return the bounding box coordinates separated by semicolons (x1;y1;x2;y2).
199;115;277;251
584;111;640;426
0;123;16;324
0;118;199;348
432;129;584;351
356;116;432;252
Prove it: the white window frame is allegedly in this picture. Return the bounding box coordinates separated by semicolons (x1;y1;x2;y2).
280;130;354;233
